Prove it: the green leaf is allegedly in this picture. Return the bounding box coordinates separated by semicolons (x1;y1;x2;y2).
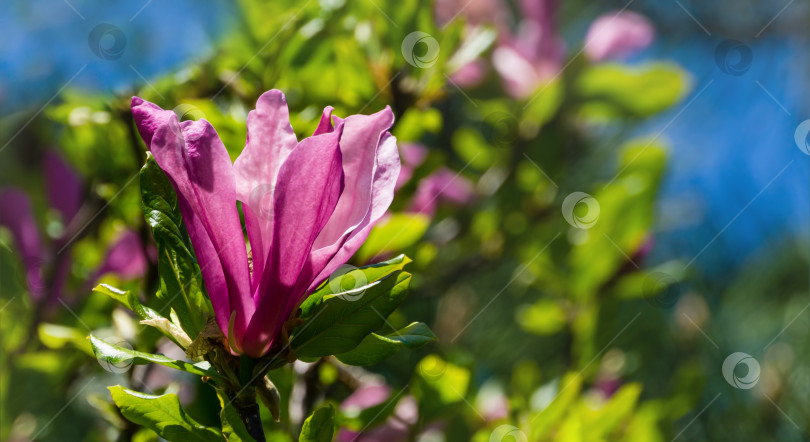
355;214;430;263
215;388;256;442
109;385;221;441
93;284;191;348
38;323;93;355
412;355;471;420
576;62;689;118
298;255;410;318
89;335;223;382
517;299;568;336
140;153;208;338
300;404;335;442
336;322;436;366
291;257;413;359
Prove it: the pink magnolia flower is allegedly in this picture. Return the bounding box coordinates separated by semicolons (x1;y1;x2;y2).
584;11;655;62
131;90;400;358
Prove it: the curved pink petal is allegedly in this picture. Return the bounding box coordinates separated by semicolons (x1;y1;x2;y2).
306;120;400;294
44;152;83;224
585;11;654;62
0;189;46;300
233;90;299;290
243;124;345;357
132;97;252;347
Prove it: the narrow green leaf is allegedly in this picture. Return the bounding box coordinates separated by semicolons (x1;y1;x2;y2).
89;335;223;382
93;284;191;348
300;404;335;442
109;385;221;441
140;153;208;338
93;284;162;321
336;322;437;366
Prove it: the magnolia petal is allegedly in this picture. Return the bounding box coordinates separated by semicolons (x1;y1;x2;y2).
243;124;345;357
234;90;299;288
306;113;400;293
313;106;335;136
132;97;253;344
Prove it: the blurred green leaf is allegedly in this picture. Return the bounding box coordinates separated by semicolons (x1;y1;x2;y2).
517;299;568;335
336;322;436;366
576;62;689;118
109;385;221;441
412;355;471;419
356;214;430;263
38;323;92;355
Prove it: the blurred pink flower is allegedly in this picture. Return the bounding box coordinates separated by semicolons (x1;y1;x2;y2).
92;230;148;282
449;58;489;89
337;394;418;442
594;375;621;398
480;392;509;422
43;151;83;224
584;11;655;62
396;143;428;190
0;189;47;300
0;153;147;303
341;384;391;412
492;0;566;99
407;168;475;217
434;0;504;27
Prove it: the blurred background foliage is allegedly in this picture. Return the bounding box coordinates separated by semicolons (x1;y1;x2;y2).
0;0;808;441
